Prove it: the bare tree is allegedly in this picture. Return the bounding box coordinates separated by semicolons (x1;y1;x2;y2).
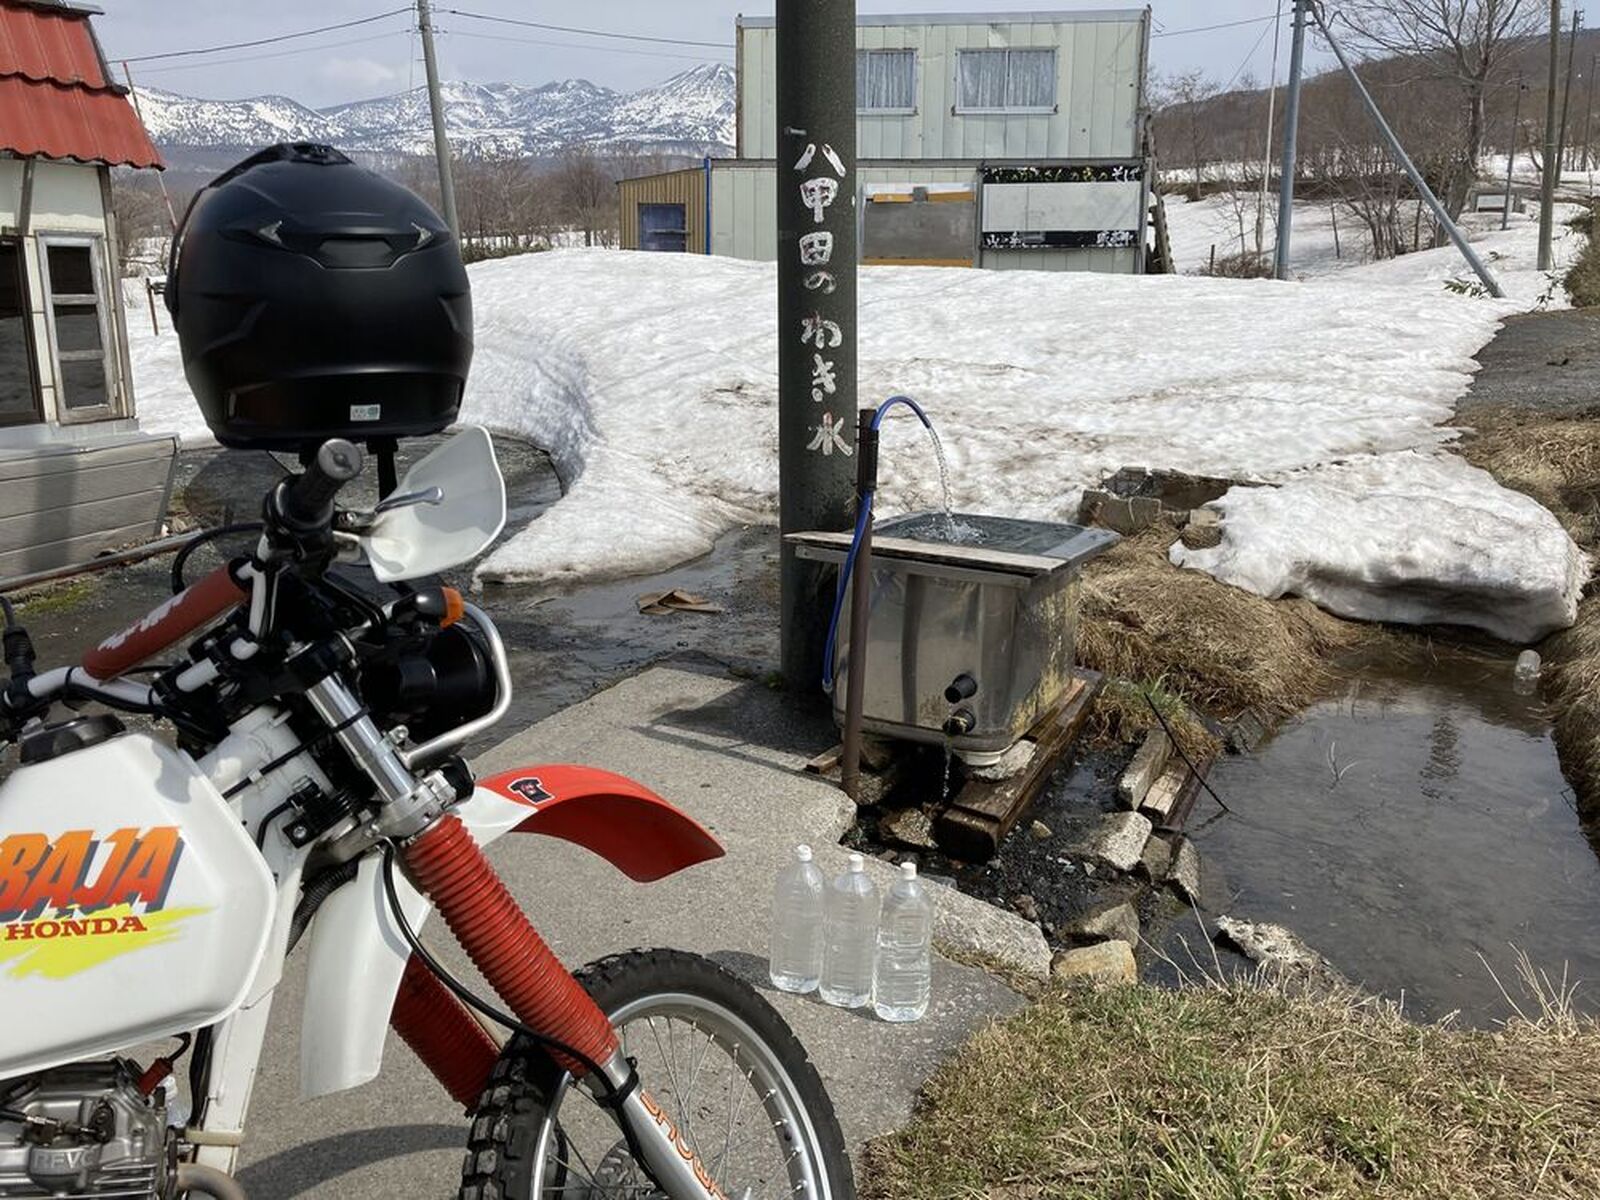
552;144;618;247
1152;70;1221;198
1340;0;1542;215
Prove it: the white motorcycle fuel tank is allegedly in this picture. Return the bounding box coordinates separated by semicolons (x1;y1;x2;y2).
0;726;275;1078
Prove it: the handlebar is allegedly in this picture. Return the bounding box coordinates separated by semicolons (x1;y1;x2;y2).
274;439;364;533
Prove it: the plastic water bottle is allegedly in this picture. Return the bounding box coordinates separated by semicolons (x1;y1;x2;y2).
874;862;934;1022
769;844;825;993
819;853;879;1008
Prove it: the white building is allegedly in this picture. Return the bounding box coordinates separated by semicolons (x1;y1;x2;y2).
619;8;1152;273
0;0;171;580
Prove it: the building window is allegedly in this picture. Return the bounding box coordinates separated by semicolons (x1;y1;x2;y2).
0;242;39;427
40;236;115;420
639;203;687;252
858;49;916;113
955;48;1058;113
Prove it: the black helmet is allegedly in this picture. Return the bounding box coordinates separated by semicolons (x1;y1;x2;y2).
168;143;472;451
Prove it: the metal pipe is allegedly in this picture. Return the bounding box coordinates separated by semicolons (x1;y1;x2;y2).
1313;5;1506;298
416;0;461;244
776;0;858;692
1541;0;1562;271
1505;73;1525;232
0;529;208;595
839;408;877;802
1274;0;1309;279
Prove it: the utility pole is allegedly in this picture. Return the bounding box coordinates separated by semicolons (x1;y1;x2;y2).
1274;0;1309;280
416;0;460;244
776;0;857;691
1540;0;1562;271
1504;73;1525;231
1255;0;1285;256
1584;52;1598;170
1559;7;1582;172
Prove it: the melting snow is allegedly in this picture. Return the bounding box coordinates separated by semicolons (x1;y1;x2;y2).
128;206;1589;642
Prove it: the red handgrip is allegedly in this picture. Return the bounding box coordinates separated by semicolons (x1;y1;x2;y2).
82;564;245;680
404;815;618;1077
390;954;501;1111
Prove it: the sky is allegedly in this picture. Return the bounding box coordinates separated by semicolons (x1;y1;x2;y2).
94;2;1333;108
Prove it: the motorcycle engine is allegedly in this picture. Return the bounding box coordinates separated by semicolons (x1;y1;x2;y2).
0;1062;169;1198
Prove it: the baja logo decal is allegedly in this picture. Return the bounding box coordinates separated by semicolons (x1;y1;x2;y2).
0;827;207;980
507;777;552;806
640;1091;728;1199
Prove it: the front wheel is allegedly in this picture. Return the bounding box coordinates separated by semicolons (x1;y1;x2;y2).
460;948;855;1200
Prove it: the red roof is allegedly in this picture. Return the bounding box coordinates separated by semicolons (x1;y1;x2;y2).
0;2;161;168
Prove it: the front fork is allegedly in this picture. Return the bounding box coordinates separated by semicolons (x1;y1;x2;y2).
403;814;733;1200
304;669;735;1200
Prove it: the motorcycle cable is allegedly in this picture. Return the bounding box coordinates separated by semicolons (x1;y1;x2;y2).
377;842;619;1092
170;522;264;594
378;843;667;1190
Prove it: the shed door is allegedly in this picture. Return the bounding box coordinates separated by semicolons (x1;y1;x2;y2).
639;203;687;253
0;241;39;427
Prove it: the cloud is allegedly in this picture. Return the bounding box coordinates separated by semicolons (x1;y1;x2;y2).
319;56;401;93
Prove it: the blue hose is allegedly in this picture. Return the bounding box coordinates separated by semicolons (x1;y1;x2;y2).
821;395;933;693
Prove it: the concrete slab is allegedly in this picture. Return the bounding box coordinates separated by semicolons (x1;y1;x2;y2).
233;663;1030;1198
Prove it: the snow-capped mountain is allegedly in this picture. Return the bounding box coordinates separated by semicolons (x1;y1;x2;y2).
134;63;735;160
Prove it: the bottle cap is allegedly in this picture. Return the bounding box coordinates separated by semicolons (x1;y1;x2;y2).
795;844;813;862
900;861;917;881
847;852;864;872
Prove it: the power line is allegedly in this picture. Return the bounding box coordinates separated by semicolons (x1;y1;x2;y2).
1153;13;1281;39
119;7;414;65
443;29;731;64
441;8;733;50
133;28;412;76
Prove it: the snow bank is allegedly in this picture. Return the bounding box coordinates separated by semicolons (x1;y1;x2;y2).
455;247;1525;588
1171;453;1589;645
124;217;1589;641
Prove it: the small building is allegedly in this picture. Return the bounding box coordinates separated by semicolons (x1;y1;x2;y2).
0;0;171;581
618;8;1153;273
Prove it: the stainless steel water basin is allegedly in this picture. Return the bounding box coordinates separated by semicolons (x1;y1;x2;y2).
787;513;1118;761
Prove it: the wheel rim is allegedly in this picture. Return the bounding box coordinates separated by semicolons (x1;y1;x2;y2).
528;989;834;1199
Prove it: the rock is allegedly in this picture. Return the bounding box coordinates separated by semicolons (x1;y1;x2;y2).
1080;490;1163;536
1069;811;1152;873
1012;894;1040;923
1139;762;1186;824
1117;728;1171;809
880;808;937;851
1169;836;1203;904
1180;507;1224;550
859;736;896;773
1051;939;1138;987
1029;819;1053;841
971;740;1036;781
1063;899;1140;947
1138;834;1174;882
1214;916;1326;974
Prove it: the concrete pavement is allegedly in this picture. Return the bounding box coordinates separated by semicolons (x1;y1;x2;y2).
233;662;1037;1198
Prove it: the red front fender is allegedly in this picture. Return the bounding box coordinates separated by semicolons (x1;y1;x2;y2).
478;764;725;882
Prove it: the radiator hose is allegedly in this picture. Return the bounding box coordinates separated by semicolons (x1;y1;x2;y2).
174;1162;248;1200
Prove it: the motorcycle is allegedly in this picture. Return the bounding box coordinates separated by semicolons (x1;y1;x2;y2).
0;427;853;1200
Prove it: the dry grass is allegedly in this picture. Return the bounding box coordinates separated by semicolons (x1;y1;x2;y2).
1075;528;1376;750
1458;411;1600;547
1460;408;1600;819
863;972;1600;1200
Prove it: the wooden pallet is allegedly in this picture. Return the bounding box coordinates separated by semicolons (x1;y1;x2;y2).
933;668;1104;862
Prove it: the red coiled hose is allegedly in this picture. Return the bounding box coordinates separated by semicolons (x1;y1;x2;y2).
390;954;501;1110
403;815;618;1077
